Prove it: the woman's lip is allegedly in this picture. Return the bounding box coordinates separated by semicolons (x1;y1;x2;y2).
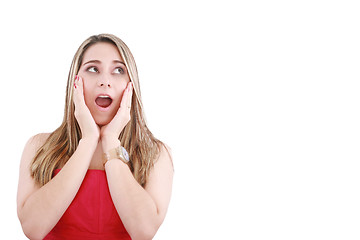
95;93;113;99
96;102;112;112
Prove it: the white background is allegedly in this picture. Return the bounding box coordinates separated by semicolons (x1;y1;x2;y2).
1;0;360;239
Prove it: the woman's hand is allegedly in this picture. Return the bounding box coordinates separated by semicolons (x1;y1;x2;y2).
100;82;133;150
73;76;100;140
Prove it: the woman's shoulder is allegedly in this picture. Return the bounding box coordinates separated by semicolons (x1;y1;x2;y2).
20;133;52;173
155;142;174;169
160;142;172;158
25;132;51;151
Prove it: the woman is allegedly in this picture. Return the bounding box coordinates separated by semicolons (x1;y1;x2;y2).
17;34;174;240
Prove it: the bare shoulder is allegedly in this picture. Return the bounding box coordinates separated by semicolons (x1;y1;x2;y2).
20;133;51;167
148;142;174;183
156;142;174;170
27;132;51;149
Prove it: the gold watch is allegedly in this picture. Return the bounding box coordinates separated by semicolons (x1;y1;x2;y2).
103;145;130;166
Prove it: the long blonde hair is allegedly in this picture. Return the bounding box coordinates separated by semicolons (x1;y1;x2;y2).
31;34;163;187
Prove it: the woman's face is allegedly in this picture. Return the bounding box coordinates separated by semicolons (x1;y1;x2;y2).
78;42;130;126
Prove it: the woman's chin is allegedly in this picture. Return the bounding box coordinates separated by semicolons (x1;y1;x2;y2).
91;109;116;127
95;117;112;127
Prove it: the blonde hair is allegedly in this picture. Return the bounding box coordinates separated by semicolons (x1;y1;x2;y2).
31;34;163;187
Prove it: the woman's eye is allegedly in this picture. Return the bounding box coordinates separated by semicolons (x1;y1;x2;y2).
114;67;124;74
87;66;98;73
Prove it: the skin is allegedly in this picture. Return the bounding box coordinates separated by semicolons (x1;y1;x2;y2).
80;42;130;127
17;42;174;240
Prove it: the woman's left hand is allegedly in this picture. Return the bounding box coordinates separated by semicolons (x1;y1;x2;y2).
100;82;133;149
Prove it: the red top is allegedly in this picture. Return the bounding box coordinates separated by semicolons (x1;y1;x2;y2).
43;169;131;240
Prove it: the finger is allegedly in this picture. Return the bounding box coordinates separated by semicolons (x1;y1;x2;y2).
73;75;80;107
76;76;86;100
77;76;85;103
127;82;133;110
73;75;86;108
120;83;130;109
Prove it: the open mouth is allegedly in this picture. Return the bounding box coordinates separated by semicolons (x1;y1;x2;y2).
95;95;113;109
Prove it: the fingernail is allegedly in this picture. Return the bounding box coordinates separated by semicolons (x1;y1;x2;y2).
75;75;78;80
74;82;77;89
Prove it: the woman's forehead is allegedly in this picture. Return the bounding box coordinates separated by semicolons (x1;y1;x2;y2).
82;42;123;63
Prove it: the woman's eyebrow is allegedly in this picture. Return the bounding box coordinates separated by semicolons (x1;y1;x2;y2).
82;60;125;66
113;60;126;66
83;60;101;66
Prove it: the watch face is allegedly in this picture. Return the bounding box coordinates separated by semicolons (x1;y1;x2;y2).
121;147;130;161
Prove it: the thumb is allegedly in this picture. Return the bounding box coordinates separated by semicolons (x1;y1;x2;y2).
73;75;86;107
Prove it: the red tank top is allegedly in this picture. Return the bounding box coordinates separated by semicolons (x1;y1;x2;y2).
43;169;131;240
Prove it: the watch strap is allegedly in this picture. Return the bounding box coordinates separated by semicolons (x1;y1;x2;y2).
103;145;129;166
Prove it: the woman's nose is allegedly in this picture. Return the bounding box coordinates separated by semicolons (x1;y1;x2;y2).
99;82;111;87
98;77;111;87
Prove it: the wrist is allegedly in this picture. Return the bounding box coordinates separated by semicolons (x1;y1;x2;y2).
81;132;100;141
102;137;120;152
80;136;99;145
78;137;98;151
103;145;130;167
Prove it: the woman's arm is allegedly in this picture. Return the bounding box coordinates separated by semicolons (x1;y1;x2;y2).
104;139;174;240
17;133;98;240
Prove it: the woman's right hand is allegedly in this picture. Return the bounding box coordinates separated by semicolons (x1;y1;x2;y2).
73;75;100;140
